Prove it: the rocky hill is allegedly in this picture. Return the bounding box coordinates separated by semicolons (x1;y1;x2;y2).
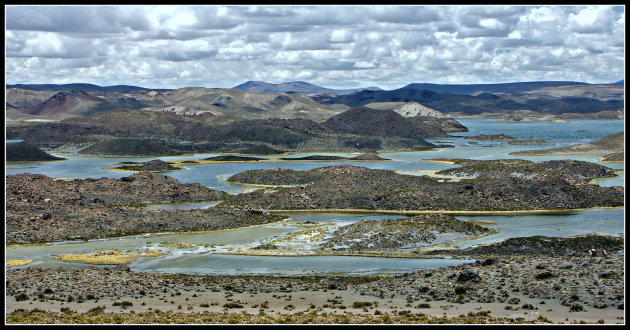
314;88;624;116
511;132;624;157
5;141;65;162
8;81;623;120
401;81;588;95
225;164;623;211
434;159;618;184
321;214;489;251
5;173;290;243
8;105;461;156
6;86;346;122
322;107;459;139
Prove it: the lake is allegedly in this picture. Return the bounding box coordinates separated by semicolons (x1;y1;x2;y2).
5;119;625;274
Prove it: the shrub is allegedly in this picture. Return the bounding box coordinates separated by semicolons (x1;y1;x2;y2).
87;306;105;316
352;301;372;308
223;302;244;309
14;293;29;301
112;301;133;309
570;304;584;312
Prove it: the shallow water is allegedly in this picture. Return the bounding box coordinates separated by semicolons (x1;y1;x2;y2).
5;119;625;274
130;254;472;275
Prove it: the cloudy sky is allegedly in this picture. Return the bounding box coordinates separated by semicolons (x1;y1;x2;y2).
5;5;625;90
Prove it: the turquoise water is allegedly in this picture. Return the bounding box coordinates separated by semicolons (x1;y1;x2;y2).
5;119;625;274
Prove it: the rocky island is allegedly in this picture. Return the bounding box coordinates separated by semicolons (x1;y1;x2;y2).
6;107;467;157
510;132;624;162
224;164;623;212
109;159;184;172
6;141;66;162
5;172;281;244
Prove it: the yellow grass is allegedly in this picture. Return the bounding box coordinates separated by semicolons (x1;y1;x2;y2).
421;159;459;165
6;259;35;267
157;242;213;249
5;158;66;164
54;250;164;265
103;167;184;173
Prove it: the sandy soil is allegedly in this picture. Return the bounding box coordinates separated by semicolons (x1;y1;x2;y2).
6;253;624;324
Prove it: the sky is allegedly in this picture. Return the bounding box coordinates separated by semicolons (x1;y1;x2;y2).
5;5;625;90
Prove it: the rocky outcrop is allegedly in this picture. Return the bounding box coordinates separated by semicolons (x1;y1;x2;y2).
434;159;617;184
323;107;452;138
429;234;624;257
320;214;488;251
4;173;290;244
5;141;65;162
225;164;623;211
464;134;515;140
511;132;624;156
115;159;182;172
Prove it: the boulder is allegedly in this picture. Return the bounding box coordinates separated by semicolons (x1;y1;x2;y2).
115;264;131;271
535;271;554;280
481;258;497;266
454;286;468;295
558;262;573;269
599;271;613;279
457;270;481;283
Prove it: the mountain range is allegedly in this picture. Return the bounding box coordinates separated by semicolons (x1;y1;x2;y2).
6;80;624;121
233;80;382;95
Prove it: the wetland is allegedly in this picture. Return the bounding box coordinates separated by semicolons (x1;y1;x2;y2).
5;118;625;324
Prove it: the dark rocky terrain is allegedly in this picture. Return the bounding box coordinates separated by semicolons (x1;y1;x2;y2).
323;107;454;138
507;140;553;145
225;164;623;211
511;132;624;158
428;234;623;257
314;86;624;116
433;159;618;184
203;155;265;162
320;214;489;251
7;107;449;156
5;173;287;243
113;159;183;172
78;138;180;156
279;153;389;161
464;134;515;140
5;141;65;162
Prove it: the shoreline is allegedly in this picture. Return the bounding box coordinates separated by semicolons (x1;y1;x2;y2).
271;206;624;216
